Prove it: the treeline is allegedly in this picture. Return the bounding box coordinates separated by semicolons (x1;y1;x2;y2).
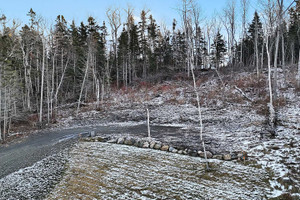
0;0;299;140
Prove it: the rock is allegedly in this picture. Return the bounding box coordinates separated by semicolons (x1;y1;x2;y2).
188;149;198;157
169;147;175;152
150;141;156;149
178;150;183;154
198;151;213;158
231;153;238;160
206;151;213;158
133;140;140;147
161;145;169;151
212;155;223;160
223;154;232;161
96;137;104;142
154;143;162;150
142;142;150;148
117;138;124;144
172;149;178;153
198;151;203;157
183;149;188;155
107;139;117;143
138;141;144;148
124;138;135;145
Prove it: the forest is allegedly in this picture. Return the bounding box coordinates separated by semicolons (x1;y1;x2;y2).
0;0;299;141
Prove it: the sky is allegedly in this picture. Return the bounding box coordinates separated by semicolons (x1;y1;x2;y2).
0;0;296;29
0;0;239;26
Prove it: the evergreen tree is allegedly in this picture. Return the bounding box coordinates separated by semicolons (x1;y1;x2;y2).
211;31;227;68
288;2;300;64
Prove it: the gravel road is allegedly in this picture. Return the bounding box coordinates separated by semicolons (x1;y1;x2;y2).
0;124;185;179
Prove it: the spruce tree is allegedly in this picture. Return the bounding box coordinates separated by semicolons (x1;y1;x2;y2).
211;31;227;68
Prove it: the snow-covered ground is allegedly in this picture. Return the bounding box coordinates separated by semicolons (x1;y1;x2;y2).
1;69;299;199
47;142;274;200
0;151;69;200
47;69;299;199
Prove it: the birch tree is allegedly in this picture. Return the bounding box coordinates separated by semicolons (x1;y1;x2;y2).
107;8;121;88
262;0;276;134
222;0;237;66
180;0;209;169
240;0;249;65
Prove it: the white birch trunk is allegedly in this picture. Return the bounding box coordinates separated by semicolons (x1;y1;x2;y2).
147;108;151;138
39;41;46;124
191;64;209;169
273;30;280;101
266;37;275;130
255;20;259;77
3;87;7;140
54;56;69;104
77;52;90;115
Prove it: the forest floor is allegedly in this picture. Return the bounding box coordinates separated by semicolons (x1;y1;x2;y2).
1;66;300;199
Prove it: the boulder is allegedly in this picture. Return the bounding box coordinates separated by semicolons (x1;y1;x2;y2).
142;142;150;148
223;154;232;161
154;143;162;150
96;137;104;142
231;153;238;160
124;138;135;145
183;149;188;155
133;140;140;147
168;147;175;152
161;145;169;151
138;141;145;148
212;155;223;160
107;138;117;143
206;151;213;158
150;141;156;149
178;150;183;154
188;149;198;157
172;149;178;153
117;138;125;144
198;151;213;158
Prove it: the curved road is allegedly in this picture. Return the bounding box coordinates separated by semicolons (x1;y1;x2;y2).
0;125;182;179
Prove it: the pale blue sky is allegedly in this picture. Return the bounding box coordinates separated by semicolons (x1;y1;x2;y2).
0;0;296;28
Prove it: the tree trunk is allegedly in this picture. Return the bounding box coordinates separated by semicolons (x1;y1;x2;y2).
281;35;285;67
147;108;151;138
291;44;294;64
50;52;56;121
255;20;259;77
46;58;50;124
266;37;276;133
273;30;280;101
261;40;265;70
3;87;7;141
77;52;90;115
39;41;46;124
54;56;69;104
298;50;300;87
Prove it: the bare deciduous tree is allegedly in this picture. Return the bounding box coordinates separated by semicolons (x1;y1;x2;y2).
222;0;237;66
240;0;249;65
107;8;121;88
262;0;276;134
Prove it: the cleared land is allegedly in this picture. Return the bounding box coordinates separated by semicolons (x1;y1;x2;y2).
47;142;275;200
